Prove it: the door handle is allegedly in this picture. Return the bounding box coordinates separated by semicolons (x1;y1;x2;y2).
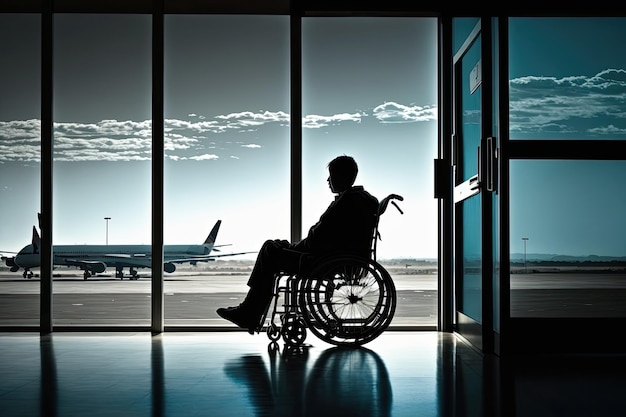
476;145;482;189
486;136;497;192
469;174;480;191
479;136;498;193
434;158;450;199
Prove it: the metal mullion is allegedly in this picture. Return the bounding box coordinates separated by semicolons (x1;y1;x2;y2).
290;5;303;244
497;16;511;356
438;15;454;333
507;140;625;160
151;0;164;333
480;16;494;354
40;0;53;335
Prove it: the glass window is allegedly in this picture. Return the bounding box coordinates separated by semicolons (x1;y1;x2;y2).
0;14;41;326
302;17;439;327
509;17;626;140
459;35;481;182
510;160;626;318
52;14;152;325
461;196;482;322
164;15;290;327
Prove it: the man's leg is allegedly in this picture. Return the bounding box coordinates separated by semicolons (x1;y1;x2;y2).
217;239;301;334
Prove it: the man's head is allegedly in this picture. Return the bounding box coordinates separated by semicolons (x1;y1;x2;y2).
327;155;358;193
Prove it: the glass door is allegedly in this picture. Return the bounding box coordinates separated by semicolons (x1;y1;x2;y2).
452;18;495;351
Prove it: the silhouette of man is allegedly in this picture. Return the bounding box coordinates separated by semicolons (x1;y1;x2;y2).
217;155;379;334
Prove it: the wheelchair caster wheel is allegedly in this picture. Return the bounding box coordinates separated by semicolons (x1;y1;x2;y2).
267;323;281;341
282;314;307;346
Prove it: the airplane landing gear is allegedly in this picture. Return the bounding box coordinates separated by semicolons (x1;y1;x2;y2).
129;268;139;280
83;270;92;280
23;269;33;279
117;268;139;280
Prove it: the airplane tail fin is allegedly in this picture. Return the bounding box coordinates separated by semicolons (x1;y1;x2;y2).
32;225;41;254
33;212;42;254
204;220;222;245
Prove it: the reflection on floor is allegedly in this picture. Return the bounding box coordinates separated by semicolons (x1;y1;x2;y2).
0;331;625;417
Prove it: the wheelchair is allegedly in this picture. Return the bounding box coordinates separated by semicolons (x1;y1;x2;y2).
257;193;404;347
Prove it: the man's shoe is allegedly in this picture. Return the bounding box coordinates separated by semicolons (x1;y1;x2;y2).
216;305;260;335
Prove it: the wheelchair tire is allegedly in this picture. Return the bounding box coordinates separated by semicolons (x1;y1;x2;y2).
298;255;396;346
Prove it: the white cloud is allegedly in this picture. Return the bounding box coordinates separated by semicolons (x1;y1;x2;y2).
303;112;364;129
189;154;219;161
588;124;626;135
509;69;626;136
372;101;437;123
0;101;438;162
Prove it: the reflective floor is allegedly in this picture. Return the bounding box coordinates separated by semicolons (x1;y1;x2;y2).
1;331;625;417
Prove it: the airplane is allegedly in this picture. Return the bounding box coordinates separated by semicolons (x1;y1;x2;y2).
1;220;254;280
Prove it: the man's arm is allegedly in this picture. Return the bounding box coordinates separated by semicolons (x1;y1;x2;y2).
292;198;345;252
293;189;377;255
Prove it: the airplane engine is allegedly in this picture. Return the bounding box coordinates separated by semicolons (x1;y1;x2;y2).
164;262;176;273
89;262;107;273
4;256;17;268
10;265;19;272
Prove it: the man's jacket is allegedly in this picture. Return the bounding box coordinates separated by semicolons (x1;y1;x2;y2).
293;186;379;260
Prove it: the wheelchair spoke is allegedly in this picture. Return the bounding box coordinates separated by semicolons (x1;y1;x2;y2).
299;256;396;346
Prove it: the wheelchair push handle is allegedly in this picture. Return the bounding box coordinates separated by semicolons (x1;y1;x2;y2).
379;193;404;216
391;200;404;215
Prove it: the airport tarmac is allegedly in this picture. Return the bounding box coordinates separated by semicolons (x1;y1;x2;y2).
0;270;439;327
1;270;625;328
0;269;438;293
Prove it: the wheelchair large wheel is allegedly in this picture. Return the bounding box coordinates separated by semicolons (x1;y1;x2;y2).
299;256;396;346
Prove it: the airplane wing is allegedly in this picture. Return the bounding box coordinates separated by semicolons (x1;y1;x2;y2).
61;259;108;273
209;244;231;252
167;250;257;264
69;250;257;266
58;253;151;270
1;252;17;262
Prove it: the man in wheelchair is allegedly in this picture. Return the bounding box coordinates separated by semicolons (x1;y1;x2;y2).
217;155;379;334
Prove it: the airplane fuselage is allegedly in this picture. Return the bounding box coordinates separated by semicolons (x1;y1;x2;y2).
13;243;213;270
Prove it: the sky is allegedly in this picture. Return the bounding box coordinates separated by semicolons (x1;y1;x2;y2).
1;15;625;261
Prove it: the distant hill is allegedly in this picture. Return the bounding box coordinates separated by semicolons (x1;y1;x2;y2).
378;258;437;265
510;253;626;263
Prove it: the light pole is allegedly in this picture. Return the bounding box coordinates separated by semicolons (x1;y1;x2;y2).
522;237;529;273
104;217;111;245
